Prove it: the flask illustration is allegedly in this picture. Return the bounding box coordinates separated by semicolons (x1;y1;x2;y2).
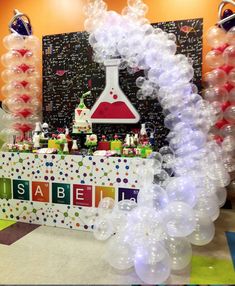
90;59;140;123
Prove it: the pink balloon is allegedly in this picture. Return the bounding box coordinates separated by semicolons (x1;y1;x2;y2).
206;26;227;48
205;50;224;68
223;45;235;66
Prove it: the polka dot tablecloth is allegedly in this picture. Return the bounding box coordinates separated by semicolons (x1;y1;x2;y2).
0;152;151;231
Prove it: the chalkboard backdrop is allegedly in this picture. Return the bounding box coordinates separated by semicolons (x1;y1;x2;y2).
42;18;203;148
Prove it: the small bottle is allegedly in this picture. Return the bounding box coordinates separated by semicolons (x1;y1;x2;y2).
130;135;135;147
33;135;41;151
63;143;69;155
149;132;155;147
71;139;79;155
34;122;42;135
65;127;71;140
125;134;131;146
139;123;148;145
65;127;72;150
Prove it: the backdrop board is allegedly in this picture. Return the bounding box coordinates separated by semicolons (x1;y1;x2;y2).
42;18;203;148
0;152;152;231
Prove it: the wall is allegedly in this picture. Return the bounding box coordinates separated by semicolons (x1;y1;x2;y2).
0;0;233;100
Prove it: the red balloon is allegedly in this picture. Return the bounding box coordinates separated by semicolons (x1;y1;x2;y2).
19;94;31;103
213;43;229;53
16;109;33;118
221;101;231;111
219;65;234;74
20;80;29;88
214;135;223;143
224;83;234;92
215;118;229;128
18;63;30;73
15;49;29;57
14;123;33;133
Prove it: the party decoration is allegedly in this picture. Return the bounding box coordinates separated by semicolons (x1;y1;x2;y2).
72;91;92;134
204;16;235;174
0;10;41;143
90;59;140;123
84;0;230;283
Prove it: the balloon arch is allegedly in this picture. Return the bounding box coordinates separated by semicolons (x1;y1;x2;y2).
84;0;231;284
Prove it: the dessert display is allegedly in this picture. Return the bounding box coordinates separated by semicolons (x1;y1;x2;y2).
72;91;92;134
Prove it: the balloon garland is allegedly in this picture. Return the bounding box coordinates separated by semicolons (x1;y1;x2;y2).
204;25;235;173
84;0;231;283
0;13;41;142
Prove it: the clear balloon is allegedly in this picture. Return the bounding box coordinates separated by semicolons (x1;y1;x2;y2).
204;69;227;87
226;26;235;45
203;86;228;102
222;135;235;152
137;184;169;211
205;49;224;68
228;88;235;103
1;50;22;67
224;105;235;124
134;242;171;284
24;35;41;51
165;176;198;207
104;235;134;270
220;124;235;138
93;217;114;240
187;211;215;246
194;194;219;222
98;197;115;215
223;45;235;66
206;26;227;48
3;33;24;50
216;187;227;207
228;68;235;87
164;236;192;270
163;201;196;237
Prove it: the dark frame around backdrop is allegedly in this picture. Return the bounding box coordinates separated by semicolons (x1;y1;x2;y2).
42;18;203;148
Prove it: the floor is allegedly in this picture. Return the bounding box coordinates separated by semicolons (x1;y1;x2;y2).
0;210;234;284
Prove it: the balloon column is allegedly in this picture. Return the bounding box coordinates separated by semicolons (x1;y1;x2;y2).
204;22;235;172
0;10;41;142
84;0;230;283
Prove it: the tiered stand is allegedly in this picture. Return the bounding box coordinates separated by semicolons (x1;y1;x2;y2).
0;152;150;231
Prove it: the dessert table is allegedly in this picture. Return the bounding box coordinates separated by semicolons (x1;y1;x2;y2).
0;152;151;231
